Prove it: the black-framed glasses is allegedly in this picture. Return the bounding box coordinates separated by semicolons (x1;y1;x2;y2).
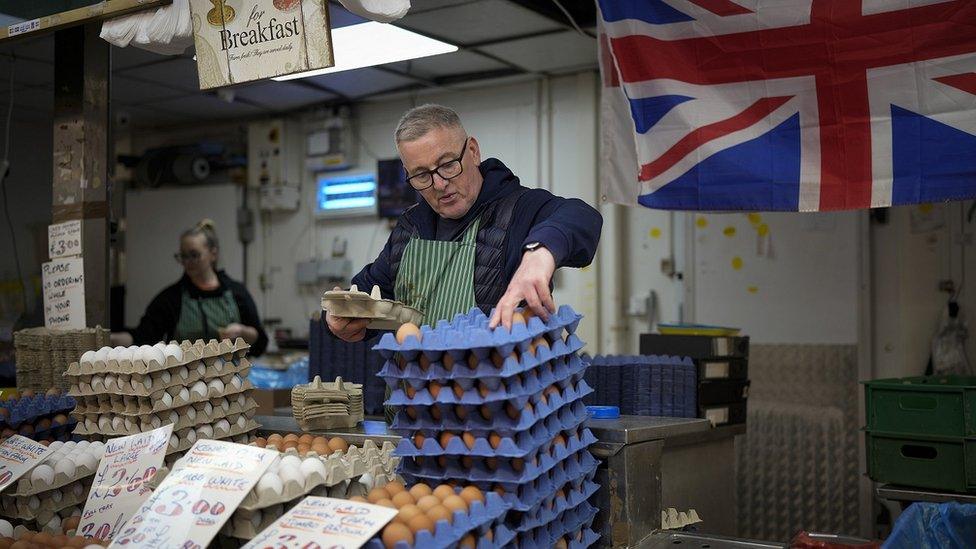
405;137;469;191
174;250;203;263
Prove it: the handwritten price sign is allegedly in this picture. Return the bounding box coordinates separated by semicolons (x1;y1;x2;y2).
79;424;173;541
0;435;51;493
48;220;82;259
109;440;277;549
243;497;398;549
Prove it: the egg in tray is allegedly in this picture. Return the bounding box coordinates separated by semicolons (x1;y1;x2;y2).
375;306;600;549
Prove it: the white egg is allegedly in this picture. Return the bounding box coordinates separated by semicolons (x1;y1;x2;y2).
256;472;283;496
169;434;179;449
230;376;243;390
207;379;225;395
299;458;327;479
54;459;76;479
146;347;165;367
97;416;111;431
27;496;40;511
185;430;197;443
80;351;96;366
88;441;104;455
215;419;230;433
84;419;97;432
72;481;85;497
140;376;153;391
91;376;105;391
158;370;171;385
112;346;127;360
177;388;190;403
30;464;55;486
62;441;76;452
278;465;304;487
196;425;214;439
111;417;124;432
195;363;207;377
94;347;111;363
176;366;189;381
76;440;89;450
0;519;12;537
85;544;105;549
153;342;166;351
50;489;63;503
186;407;197;422
200;402;214;416
168;411;179;425
148;415;161;429
45;515;61;532
219;399;230;412
127;345;141;361
104;374;117;390
236;394;246;407
190;382;207;399
48;441;63;452
138;345;154;359
163;343;183;361
75;452;98;471
117;347;133;363
279;455;302;470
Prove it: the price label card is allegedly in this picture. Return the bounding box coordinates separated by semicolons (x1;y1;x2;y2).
42;256;86;329
0;435;52;493
7;19;40;37
79;424;173;541
109;440;277;549
243;497;398;549
48;220;83;259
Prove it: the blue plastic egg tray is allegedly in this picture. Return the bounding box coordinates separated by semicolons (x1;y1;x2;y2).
385;368;591;410
365;490;512;549
0;393;76;427
510;502;598;548
399;442;598;485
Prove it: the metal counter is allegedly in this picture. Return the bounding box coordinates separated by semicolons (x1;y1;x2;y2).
639;532;783;549
254;415;402;447
877;484;976;508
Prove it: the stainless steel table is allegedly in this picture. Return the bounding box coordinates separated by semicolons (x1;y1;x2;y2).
639;532;784;549
254;415;402;447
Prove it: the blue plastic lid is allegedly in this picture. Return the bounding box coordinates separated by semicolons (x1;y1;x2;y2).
361;420;389;435
587;405;620;419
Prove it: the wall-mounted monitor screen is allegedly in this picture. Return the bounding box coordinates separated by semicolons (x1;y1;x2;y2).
377;158;418;219
315;173;376;218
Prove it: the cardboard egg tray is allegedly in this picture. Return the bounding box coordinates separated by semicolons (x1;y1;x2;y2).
164;418;261;456
70;376;254;417
67;357;251;398
662;508;702;529
322;284;424;330
1;480;90;525
73;395;258;436
68;338;250;376
363;490;514;549
291;376;364;431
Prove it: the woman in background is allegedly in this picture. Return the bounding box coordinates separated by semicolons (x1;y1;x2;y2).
112;219;268;355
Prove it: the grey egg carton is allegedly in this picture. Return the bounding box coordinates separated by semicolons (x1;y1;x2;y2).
321;284;423;330
292;376;364;431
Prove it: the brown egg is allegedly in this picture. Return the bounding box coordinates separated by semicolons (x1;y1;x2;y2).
554;433;567;448
413;433;426;449
460;455;474;469
428;381;442;398
368;487;391;503
267;433;283;442
436;455;449;469
397;356;407;370
438;432;455;449
408;483;433;500
459;533;476;548
396;504;423;524
298;434;314;445
512;458;525;472
407;514;435;535
505;401;521;420
282;440;298;450
51;534;69;547
485;529;495;542
284;433;300;442
432;484;454;500
554;537;568;549
467;353;479;370
442;354;455;371
61;517;80;534
430;405;442;421
405;384;417;399
35;418;51;431
328;437;349;453
556;488;566;500
461;432;476;450
10;542;30;549
382;522;414;549
485;457;499;471
545;385;560;398
416;495;441;513
349;496;368;503
314;436;328;446
19;389;34;398
442;494;469;514
534;336;550;350
377;498;396;508
396;323;421;344
488;432;502;449
32;533;51;546
452;382;465;399
426;504;453;525
254;437;267;448
539;392;548;406
490;351;505;369
492;485;506;498
17;425;32;436
297;443;311;454
479;404;493;420
511;311;526;325
312;443;329;455
391;491;415;508
385;480;406;495
459;486;485;506
405;406;418;420
419;355;431;371
478;382;491;398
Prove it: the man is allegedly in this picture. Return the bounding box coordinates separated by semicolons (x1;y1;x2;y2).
327;104;602;341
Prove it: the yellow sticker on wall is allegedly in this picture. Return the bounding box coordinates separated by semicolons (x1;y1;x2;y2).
747;286;758;294
696;217;708;228
747;213;762;225
731;256;743;270
757;223;769;236
650;227;662;239
723;226;736;237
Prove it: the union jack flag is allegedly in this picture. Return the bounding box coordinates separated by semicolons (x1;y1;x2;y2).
599;0;976;211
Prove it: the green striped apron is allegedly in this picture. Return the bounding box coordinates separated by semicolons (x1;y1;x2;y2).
175;288;241;342
385;218;481;422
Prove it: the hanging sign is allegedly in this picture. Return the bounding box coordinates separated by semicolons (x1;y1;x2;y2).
42;256;86;329
79;424;174;541
0;436;51;493
243;496;398;549
48;219;83;259
109;440;276;549
189;0;334;89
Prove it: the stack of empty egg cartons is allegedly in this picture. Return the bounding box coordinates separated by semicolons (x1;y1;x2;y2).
377;306;600;548
220;438;399;541
66;339;259;462
583;355;698;418
291;376;365;430
14;327;110;393
0;439;105;532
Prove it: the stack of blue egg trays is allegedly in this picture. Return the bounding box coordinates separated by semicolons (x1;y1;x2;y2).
0;393;77;441
583;355;698;418
366;490;514;549
376;306;600;548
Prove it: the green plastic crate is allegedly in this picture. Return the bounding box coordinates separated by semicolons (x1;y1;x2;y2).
866;431;976;493
864;375;976;438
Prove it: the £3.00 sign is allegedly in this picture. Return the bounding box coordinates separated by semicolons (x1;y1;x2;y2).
108;440;277;549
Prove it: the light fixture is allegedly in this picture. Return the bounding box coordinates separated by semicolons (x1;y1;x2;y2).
274;21;457;81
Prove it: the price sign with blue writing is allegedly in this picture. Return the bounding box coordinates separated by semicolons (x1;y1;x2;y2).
243;497;398;549
109;440;277;549
0;435;51;493
79;424;173;541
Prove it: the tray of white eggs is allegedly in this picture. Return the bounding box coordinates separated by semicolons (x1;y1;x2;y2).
71;374;253;418
7;441;104;498
69;338;250;377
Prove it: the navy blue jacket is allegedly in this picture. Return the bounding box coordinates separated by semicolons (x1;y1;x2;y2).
351;158;602;303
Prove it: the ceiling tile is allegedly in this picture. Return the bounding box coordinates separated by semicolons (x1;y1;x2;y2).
113;74;189;104
146;95;264;119
123;104;194;129
479;30;596;72
398;0;561;46
124;58;203;93
112;45;182;71
387;50;507;79
233;81;336;111
304;67;415;98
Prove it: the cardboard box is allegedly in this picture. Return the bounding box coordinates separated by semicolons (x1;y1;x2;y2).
254;388;292;416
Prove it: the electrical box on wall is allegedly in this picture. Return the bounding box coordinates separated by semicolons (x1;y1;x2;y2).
305;108;356;172
259;185;300;212
248;119;287;188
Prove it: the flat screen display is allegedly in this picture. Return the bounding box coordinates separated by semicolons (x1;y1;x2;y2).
377;158;418;219
315;173;376;218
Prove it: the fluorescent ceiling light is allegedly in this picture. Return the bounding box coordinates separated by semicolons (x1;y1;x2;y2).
274;22;457;81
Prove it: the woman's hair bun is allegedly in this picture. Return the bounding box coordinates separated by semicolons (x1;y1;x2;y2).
196;218;216;231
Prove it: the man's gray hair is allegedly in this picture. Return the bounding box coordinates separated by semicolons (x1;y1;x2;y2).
394;104;466;143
